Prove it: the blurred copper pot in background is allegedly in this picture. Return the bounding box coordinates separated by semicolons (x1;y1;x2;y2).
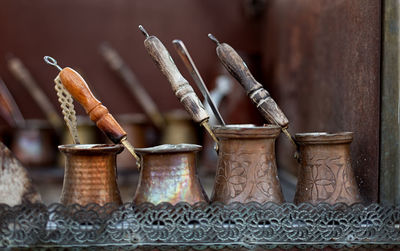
11;119;57;167
161;109;198;145
211;124;284;204
133;144;208;205
116;113;150;170
59;144;123;206
294;132;361;205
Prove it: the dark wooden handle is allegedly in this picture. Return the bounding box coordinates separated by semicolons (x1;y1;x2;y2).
59;67;126;143
144;35;209;124
216;43;289;128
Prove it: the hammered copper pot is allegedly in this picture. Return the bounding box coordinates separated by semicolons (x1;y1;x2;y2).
59;144;123;206
294;132;361;205
58;116;105;168
11;119;57;167
211;124;284;204
133;144;208;205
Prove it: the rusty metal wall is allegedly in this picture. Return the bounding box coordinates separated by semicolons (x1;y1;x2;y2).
261;0;381;202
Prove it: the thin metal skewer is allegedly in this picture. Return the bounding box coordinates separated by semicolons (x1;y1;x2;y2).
172;39;226;126
44;56;62;71
139;25;150;38
208;34;220;46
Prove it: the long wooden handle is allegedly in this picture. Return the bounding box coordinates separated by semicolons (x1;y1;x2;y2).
0;77;24;127
143;35;209;124
7;57;63;130
216;43;289;128
59;67;127;143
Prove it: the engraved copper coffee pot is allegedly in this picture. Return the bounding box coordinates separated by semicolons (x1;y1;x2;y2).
133;144;208;205
294;132;361;205
59;144;123;206
211;125;284;204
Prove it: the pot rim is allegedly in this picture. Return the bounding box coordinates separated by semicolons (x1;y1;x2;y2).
58;144;124;154
213;124;281;138
295;131;353;144
135;143;202;154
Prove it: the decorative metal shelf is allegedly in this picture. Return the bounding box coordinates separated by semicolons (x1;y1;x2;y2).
1;202;399;249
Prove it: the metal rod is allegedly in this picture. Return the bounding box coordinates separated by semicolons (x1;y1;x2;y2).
172;39;226;126
139;25;150;38
44;56;63;71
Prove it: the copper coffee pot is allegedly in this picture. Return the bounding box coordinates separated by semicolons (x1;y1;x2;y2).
133;144;208;205
293;132;361;205
58;116;105;168
211;125;284;204
59;144;123;206
11;119;57;167
0;76;57;167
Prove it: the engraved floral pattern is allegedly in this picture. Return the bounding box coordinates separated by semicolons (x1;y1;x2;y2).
215;153;249;198
255;154;276;198
301;156;339;201
341;159;360;200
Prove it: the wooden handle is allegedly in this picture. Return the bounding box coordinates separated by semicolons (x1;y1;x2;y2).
7;57;63;130
216;43;289;128
143;35;209;124
59;67;126;143
0;77;24;127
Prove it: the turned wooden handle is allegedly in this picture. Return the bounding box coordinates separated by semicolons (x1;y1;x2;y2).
144;35;209;124
59;67;126;143
216;43;289;128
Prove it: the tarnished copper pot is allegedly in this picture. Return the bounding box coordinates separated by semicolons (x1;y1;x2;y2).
211;124;284;204
294;132;361;205
133;144;208;205
58;116;105;168
11;119;57;167
59;144;123;206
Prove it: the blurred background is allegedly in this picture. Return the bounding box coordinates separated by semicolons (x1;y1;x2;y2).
0;0;381;204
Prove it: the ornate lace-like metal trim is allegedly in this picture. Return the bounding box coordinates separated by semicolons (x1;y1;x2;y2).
0;202;399;249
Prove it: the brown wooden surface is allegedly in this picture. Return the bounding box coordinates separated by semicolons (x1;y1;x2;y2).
261;0;381;202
